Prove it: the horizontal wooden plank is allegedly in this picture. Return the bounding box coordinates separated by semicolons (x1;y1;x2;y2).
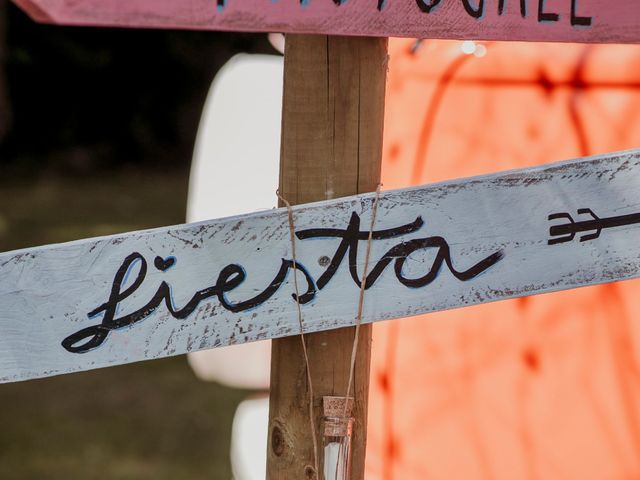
11;0;640;44
2;149;640;383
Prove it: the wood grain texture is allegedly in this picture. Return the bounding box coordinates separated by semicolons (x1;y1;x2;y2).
1;150;640;385
268;35;387;480
11;0;640;44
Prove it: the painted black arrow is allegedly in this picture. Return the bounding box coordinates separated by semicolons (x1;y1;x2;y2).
548;208;640;245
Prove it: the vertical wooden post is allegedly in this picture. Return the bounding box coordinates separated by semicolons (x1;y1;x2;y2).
267;35;388;480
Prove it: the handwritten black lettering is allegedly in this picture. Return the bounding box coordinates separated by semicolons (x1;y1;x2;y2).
462;0;485;19
61;252;148;353
296;212;424;289
63;212;504;354
295;212;502;289
220;0;385;11
62;255;315;353
538;0;559;22
214;0;592;28
416;0;443;13
570;0;592;26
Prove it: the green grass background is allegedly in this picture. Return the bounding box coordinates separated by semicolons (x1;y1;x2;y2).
0;168;248;479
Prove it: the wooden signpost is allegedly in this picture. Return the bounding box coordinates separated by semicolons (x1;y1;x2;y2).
12;0;640;44
2;149;640;384
267;35;386;480
7;0;640;478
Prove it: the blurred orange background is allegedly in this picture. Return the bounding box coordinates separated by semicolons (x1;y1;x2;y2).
367;39;640;480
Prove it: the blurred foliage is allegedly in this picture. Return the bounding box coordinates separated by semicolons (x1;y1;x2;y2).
0;355;248;480
0;166;252;480
0;4;270;478
0;166;191;251
0;167;250;479
0;0;277;177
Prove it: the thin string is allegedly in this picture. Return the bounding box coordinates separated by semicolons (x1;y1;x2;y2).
344;184;383;414
276;190;319;479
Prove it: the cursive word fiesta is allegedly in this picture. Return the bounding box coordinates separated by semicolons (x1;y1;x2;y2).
62;212;504;353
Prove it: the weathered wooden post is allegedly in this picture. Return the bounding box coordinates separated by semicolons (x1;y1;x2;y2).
267;35;387;479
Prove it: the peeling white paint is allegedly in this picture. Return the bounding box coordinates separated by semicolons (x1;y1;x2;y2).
2;149;640;383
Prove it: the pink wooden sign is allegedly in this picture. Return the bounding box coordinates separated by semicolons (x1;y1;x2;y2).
11;0;640;44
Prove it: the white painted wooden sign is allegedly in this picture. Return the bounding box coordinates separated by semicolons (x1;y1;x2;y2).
2;149;640;383
12;0;640;44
